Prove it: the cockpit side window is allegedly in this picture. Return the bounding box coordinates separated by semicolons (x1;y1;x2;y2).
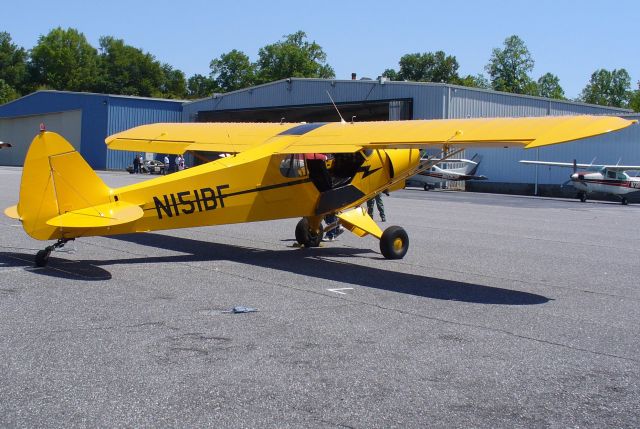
279;154;307;178
607;170;617;179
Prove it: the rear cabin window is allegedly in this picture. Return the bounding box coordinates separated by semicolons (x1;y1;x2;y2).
279;154;307;178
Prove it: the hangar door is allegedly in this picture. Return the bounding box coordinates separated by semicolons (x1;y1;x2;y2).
0;110;82;167
197;99;413;123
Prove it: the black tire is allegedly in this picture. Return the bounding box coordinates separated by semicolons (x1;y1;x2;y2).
295;218;323;247
423;184;429;191
35;249;51;267
579;193;587;203
295;218;309;245
622;197;628;205
380;226;409;259
308;232;322;247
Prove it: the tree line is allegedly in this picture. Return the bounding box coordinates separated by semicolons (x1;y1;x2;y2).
1;29;638;111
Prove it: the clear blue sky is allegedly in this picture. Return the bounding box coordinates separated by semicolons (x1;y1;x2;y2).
3;0;639;99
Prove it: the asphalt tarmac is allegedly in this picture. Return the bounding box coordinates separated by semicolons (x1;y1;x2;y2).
1;167;639;428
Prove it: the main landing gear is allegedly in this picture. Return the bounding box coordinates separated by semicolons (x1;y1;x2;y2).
35;238;73;267
577;192;587;203
379;226;409;259
620;197;629;205
295;218;323;247
295;217;409;259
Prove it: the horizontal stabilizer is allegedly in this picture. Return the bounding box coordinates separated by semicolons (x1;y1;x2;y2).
46;201;143;228
4;205;20;220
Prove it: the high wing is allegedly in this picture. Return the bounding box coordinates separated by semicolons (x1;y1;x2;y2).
272;116;634;153
520;160;596;169
106;116;635;155
520;160;640;171
602;166;640;172
106;122;303;154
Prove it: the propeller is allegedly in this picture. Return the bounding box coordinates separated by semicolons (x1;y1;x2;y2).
572;159;577;174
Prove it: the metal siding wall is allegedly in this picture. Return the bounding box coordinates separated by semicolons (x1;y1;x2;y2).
1;91;183;170
105;98;182;170
183;79;446;121
470;123;640;184
0;110;82;166
0;91;109;168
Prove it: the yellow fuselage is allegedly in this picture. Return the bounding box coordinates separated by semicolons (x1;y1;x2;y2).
101;145;419;237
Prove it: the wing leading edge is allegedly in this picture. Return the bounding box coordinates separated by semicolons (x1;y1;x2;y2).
520;160;640;171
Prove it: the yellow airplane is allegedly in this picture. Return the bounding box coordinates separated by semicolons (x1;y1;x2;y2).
3;116;635;267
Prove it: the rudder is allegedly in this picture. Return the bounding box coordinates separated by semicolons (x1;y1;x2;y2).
16;131;111;240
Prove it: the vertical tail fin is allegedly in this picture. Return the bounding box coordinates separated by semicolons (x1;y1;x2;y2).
16;131;111;240
465;154;483;176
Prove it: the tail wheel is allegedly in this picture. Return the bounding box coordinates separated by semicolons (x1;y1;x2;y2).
295;218;322;247
380;226;409;259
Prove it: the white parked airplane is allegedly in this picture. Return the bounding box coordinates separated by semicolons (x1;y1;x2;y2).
520;160;640;205
406;154;487;190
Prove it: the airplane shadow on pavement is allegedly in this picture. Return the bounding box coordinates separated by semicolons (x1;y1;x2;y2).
1;233;550;305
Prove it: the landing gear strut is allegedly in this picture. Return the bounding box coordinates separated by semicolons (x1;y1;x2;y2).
35;238;73;267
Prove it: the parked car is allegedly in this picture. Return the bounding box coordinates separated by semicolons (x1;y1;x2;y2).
126;160;165;174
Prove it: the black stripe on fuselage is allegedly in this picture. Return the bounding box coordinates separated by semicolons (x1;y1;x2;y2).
142;178;313;211
223;178;313;198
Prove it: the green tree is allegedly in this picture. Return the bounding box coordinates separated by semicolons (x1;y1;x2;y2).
209;49;256;92
579;68;631;108
187;73;218;98
381;68;399;81
629;82;640;112
395;51;460;83
29;27;100;92
0;78;19;104
255;31;334;84
536;73;565;99
486;35;535;94
454;74;491;89
0;32;28;94
97;36;167;97
159;63;187;99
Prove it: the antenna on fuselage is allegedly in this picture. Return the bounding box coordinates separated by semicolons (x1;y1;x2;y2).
326;91;346;124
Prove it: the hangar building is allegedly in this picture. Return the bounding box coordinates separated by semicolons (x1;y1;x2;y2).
1;80;639;199
182;78;640;196
0;91;183;170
